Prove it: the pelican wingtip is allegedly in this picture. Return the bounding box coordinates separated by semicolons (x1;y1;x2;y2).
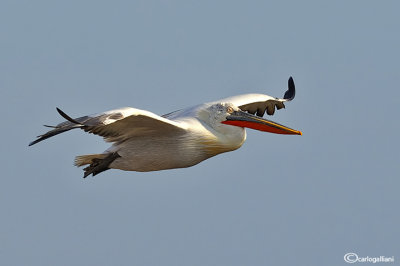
283;76;296;101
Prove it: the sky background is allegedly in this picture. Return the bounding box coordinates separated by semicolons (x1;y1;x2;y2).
1;1;399;265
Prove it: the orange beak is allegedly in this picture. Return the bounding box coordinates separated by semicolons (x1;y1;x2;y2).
222;110;302;135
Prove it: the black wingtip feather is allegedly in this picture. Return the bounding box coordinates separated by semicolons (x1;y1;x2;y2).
28;141;36;146
56;107;82;125
28;108;83;146
283;76;295;101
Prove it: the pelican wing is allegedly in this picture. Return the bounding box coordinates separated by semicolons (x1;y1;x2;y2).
218;77;296;116
29;107;187;146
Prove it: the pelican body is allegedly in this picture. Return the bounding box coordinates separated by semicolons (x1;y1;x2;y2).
30;77;302;177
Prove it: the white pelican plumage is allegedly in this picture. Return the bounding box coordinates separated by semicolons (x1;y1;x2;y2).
29;77;302;177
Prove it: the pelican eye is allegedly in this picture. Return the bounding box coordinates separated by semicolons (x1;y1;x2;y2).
227;106;234;114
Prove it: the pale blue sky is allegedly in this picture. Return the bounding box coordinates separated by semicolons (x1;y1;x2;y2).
1;1;399;265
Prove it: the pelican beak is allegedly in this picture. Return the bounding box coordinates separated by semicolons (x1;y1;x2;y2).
222;110;302;135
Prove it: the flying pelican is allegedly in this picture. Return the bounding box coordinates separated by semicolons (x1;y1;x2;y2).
29;77;302;178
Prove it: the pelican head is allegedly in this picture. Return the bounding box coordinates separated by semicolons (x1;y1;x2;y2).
202;102;302;136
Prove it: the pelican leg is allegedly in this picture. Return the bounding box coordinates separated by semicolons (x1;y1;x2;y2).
83;152;121;178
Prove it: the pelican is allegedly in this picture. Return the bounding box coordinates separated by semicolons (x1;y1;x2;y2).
29;77;302;178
